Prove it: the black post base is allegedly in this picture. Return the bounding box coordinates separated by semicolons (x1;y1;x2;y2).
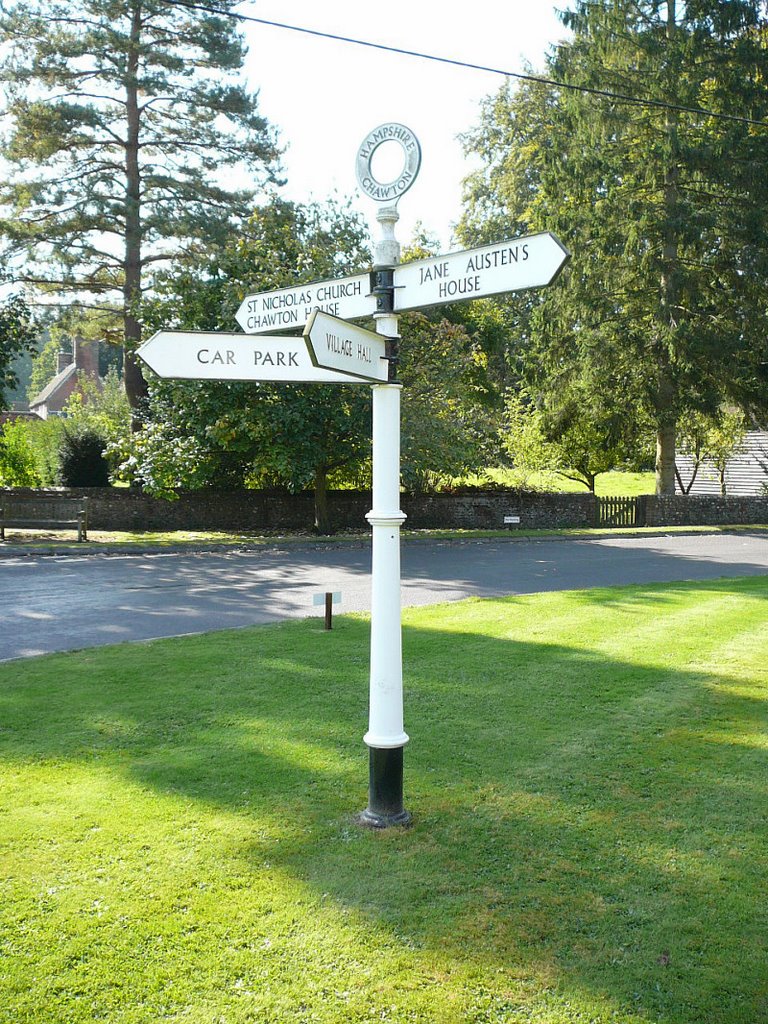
357;745;411;828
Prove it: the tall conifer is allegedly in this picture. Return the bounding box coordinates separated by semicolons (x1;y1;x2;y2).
0;0;281;415
462;0;768;493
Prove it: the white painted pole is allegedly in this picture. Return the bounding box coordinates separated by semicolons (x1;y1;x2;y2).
359;201;410;826
365;381;407;747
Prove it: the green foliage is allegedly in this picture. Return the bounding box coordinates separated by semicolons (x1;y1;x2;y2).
399;313;500;491
0;0;281;409
502;385;654;492
58;425;110;487
25;417;65;486
63;369;131;448
126;198;373;530
0;294;37;412
460;1;768;496
501;392;561;489
0;420;41;485
676;407;749;494
6;345;35;405
7;369;130;487
57;368;130;483
107;416;214;500
142;196;370;337
27;335;68;402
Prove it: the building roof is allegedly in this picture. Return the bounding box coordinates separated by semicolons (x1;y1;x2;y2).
28;363;78;410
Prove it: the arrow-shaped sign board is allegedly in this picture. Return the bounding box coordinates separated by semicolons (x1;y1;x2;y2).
304;310;389;383
392;232;570;312
137;330;373;384
235;272;375;335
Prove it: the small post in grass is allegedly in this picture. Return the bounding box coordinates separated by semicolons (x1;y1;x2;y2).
313;591;341;630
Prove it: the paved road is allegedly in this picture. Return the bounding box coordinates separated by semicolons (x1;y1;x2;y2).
1;532;767;661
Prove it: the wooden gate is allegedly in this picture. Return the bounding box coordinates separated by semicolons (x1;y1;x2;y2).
596;495;639;527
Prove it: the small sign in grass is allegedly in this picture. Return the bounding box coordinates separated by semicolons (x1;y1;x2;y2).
1;576;766;1022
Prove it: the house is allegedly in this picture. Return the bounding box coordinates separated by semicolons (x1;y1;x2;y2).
0;406;42;426
676;430;768;496
28;337;101;420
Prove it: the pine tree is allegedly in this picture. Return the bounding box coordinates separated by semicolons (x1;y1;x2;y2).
461;0;768;494
0;0;281;417
0;294;37;412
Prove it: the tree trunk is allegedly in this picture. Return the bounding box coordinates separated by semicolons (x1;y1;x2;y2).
655;2;680;497
123;0;148;426
313;466;331;534
675;462;697;495
656;417;677;495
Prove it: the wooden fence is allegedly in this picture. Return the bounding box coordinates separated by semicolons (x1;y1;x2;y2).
596;495;644;528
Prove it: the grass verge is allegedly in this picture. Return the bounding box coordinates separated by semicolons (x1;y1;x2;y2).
1;522;767;552
1;577;767;1022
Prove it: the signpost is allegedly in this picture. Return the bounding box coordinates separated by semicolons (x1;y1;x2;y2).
304;310;390;383
138;329;368;384
235;272;374;335
392;233;570;312
139;120;570;831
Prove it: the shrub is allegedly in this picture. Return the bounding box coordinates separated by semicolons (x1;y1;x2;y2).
0;420;42;486
58;426;110;487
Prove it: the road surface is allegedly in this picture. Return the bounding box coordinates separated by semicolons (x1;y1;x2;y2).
1;532;766;661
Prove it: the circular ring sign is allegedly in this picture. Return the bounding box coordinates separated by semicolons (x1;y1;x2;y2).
355;123;421;205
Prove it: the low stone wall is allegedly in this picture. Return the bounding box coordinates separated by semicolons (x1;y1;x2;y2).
403;490;596;530
644;494;768;527
0;486;594;532
2;487;766;533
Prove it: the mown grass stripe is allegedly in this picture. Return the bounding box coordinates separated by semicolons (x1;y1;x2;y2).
0;576;766;1023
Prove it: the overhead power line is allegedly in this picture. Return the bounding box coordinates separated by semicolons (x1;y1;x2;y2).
158;0;768;130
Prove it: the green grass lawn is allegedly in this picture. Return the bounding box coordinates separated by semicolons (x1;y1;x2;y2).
454;469;657;496
2;578;767;1023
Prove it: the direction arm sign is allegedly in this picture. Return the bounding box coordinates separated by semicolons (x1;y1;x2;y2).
137;330;373;383
392;232;570;312
235;272;375;335
304;310;390;383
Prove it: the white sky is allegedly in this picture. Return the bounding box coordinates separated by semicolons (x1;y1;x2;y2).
241;2;573;251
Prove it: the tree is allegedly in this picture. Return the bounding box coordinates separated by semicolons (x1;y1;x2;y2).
398;312;500;491
0;419;41;485
27;336;68;403
58;426;111;487
676;408;749;494
0;0;281;416
0;294;37;413
117;198;373;532
461;1;768;495
502;385;651;492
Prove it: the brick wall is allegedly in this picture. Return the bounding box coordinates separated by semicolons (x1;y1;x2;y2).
2;487;766;533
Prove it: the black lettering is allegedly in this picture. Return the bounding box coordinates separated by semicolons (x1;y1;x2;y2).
438;275;482;299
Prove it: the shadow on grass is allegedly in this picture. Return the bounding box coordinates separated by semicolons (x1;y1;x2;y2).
1;577;767;1023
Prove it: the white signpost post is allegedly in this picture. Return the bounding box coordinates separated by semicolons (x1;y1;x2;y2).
138;121;570;830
